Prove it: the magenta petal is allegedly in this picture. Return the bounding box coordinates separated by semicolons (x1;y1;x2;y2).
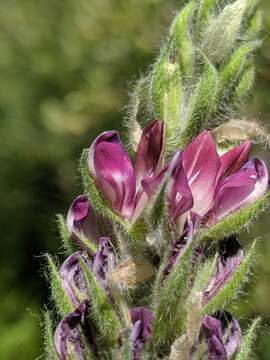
211;159;269;222
130;307;154;360
134;120;164;187
182;131;220;216
66;195;99;246
202;236;244;304
54;302;89;360
88;131;136;218
167;151;193;222
132;167;167;220
216;140;252;183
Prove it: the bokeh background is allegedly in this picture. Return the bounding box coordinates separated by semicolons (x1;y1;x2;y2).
1;0;270;358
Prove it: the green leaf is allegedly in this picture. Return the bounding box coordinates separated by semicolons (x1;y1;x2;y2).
45;254;74;316
43;310;58;360
236;317;262;360
203;241;256;314
199;192;270;243
80;260;120;349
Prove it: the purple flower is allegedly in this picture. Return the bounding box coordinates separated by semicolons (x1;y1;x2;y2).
54;302;89;360
92;237;116;286
60;252;91;307
168;131;269;226
195;312;242;359
202;236;244;304
163;217;195;278
88;120;164;220
60;238;116;306
66;195;99;246
130;307;154;360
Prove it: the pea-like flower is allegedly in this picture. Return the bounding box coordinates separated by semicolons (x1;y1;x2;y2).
202;236;244;304
194;311;242;359
66;194;99;245
54;301;89;360
168;131;268;226
88;120;164;220
130;307;154;360
60;237;116;306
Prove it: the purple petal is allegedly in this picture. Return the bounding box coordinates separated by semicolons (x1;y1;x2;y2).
88;131;136;218
210;159;269;222
182;131;220;216
198;312;242;359
92;237;116;284
202;315;227;359
202;236;244;304
167;151;193;223
130;307;154;360
60;252;92;307
134;120;164;187
224;314;242;358
163;217;195;279
216;141;252;184
192;312;242;359
66;195;99;246
54;302;89;360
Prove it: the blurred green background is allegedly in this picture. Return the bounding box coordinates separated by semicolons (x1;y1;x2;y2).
0;0;270;358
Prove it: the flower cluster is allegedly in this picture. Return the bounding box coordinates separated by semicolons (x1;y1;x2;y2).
49;119;269;359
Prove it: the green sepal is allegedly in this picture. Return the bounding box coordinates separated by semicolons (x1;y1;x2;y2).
202;0;248;64
80;260;120;349
199;192;270;243
150;243;192;353
246;9;262;39
170;1;195;78
56;214;75;255
45;254;74;316
163;61;182;142
151;51;168;119
196;0;216;35
236;317;262;360
220;40;260;92
179;56;219;145
235;62;255;100
203;241;256;314
148;180;167;230
43;310;58;360
57;213;98;256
